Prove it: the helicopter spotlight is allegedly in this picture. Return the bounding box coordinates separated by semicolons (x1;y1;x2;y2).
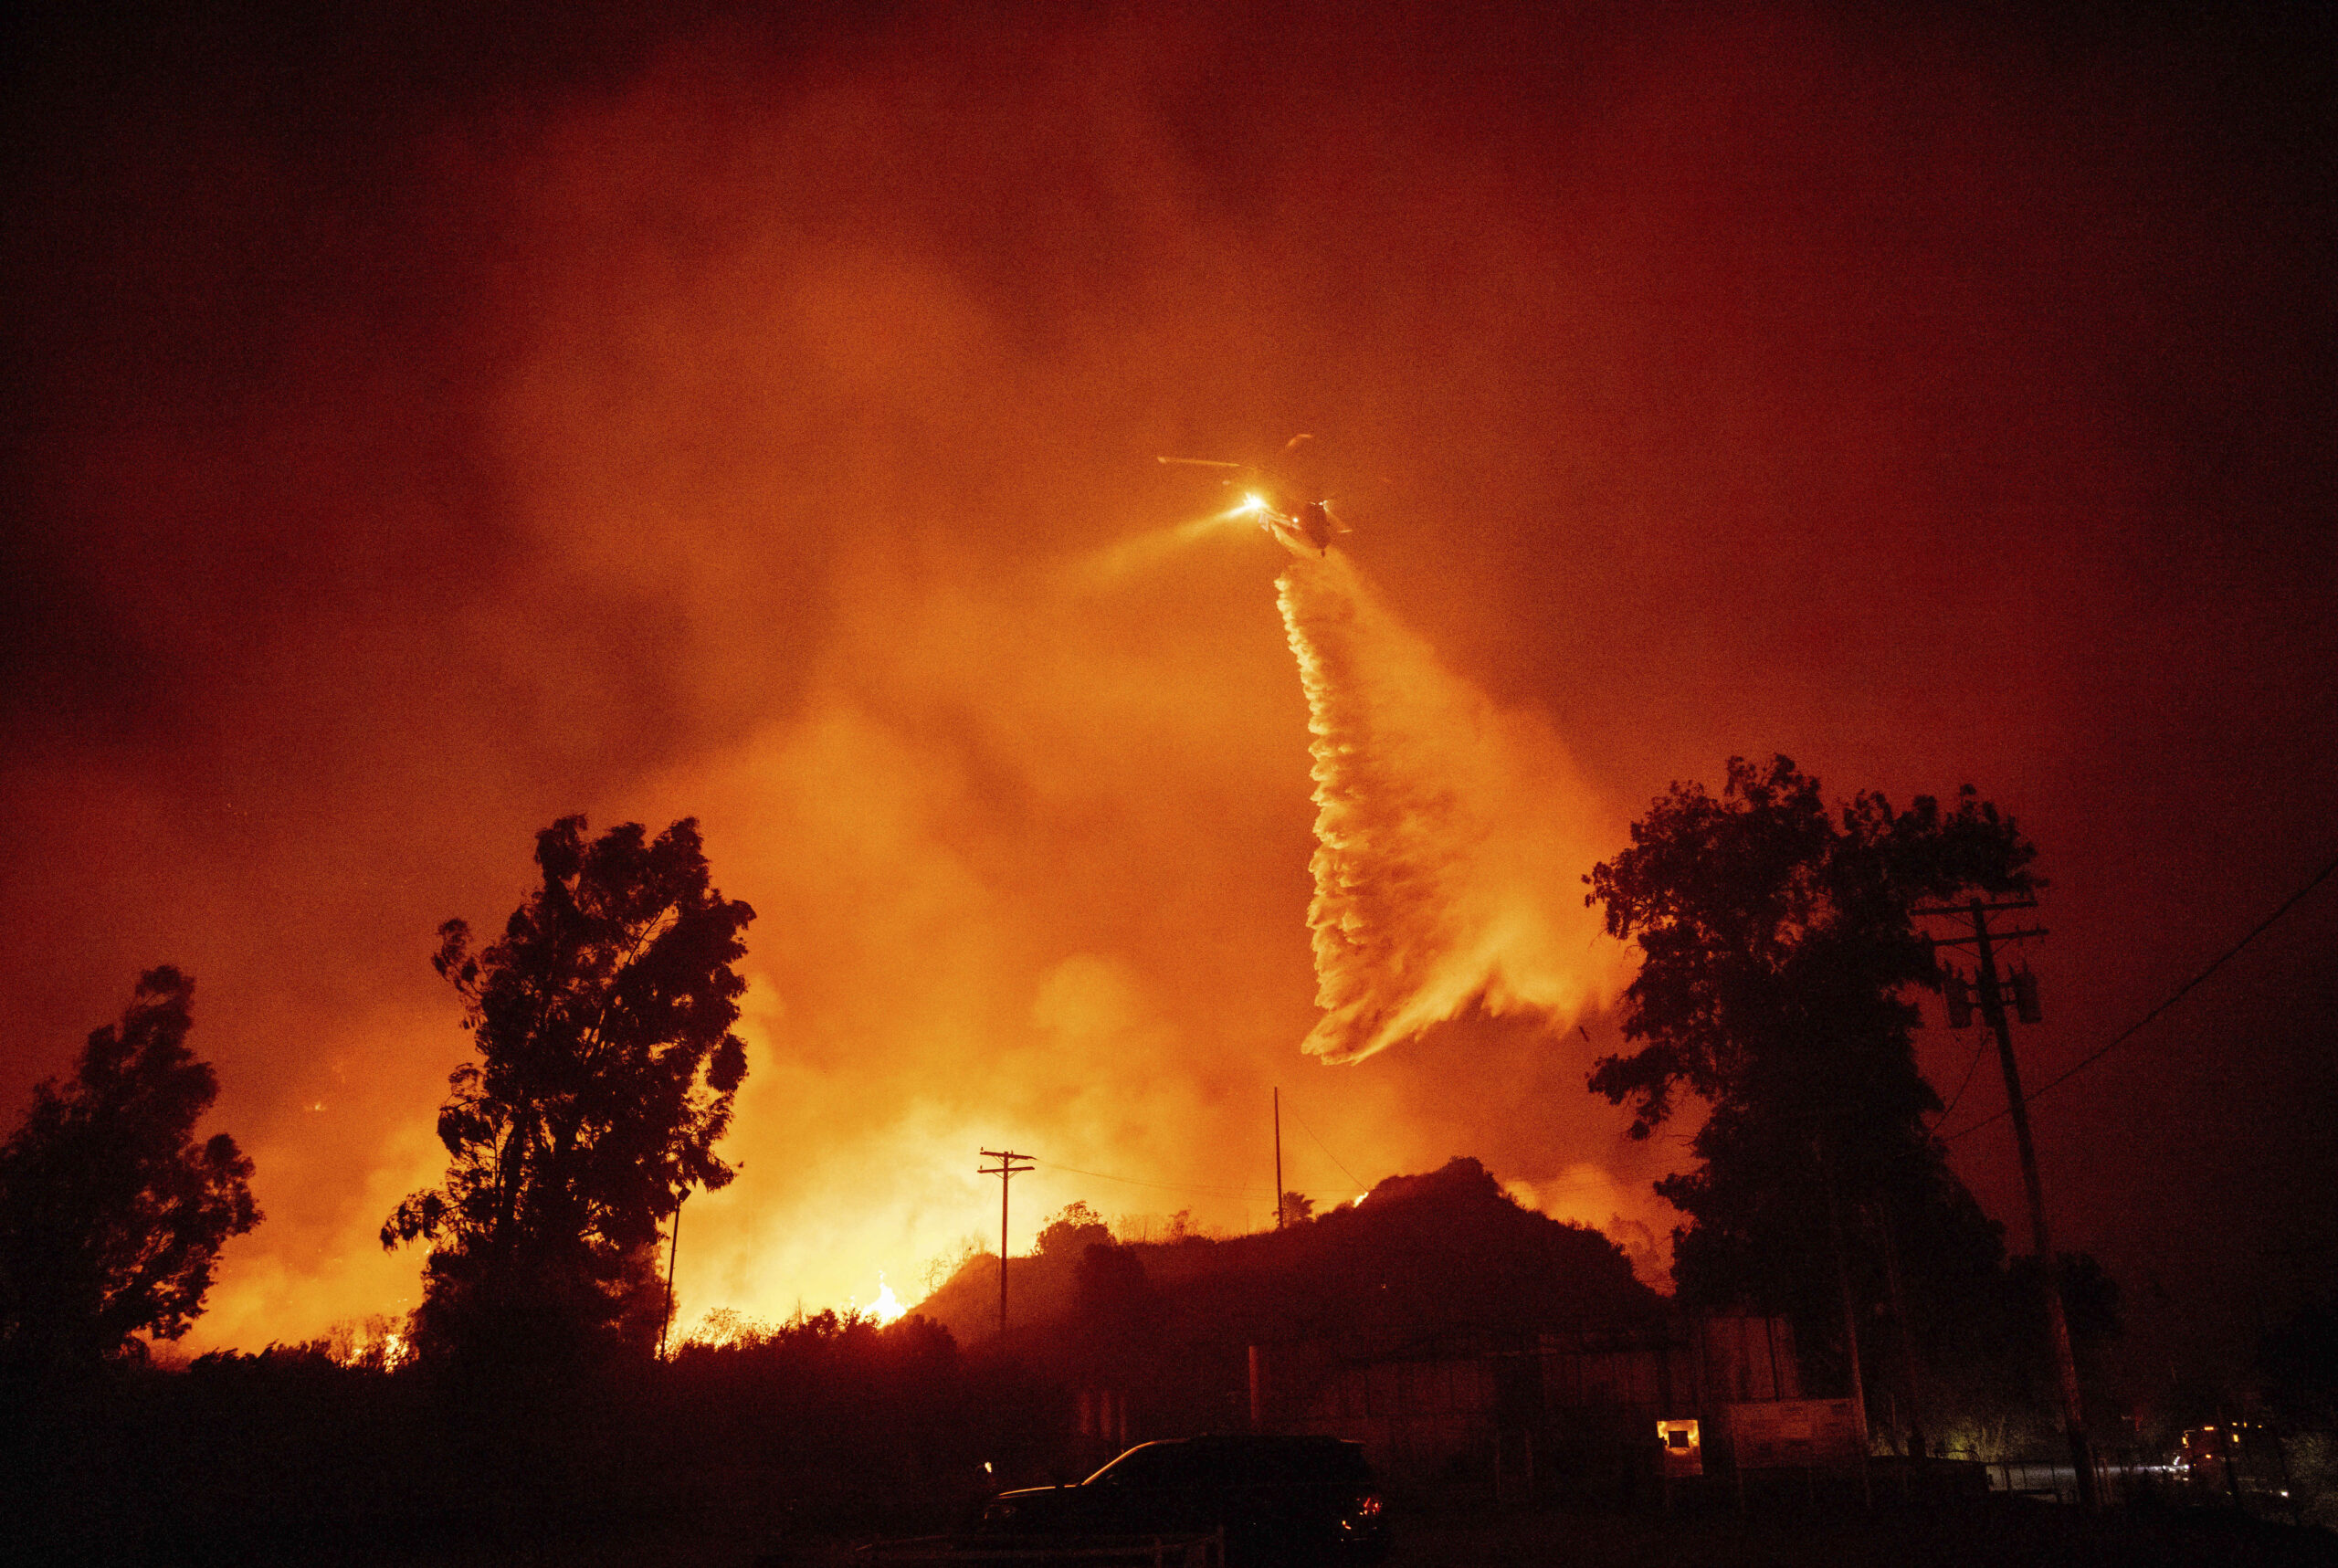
1158;434;1353;555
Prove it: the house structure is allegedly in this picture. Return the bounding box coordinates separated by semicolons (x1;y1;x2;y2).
1264;1312;1810;1489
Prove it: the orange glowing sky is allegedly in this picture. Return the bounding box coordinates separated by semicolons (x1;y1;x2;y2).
3;5;2331;1377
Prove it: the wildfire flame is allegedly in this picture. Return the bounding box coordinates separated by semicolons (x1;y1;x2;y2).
864;1272;906;1325
1277;552;1623;1062
323;1315;412;1371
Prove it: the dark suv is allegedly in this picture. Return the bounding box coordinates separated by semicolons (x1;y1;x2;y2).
975;1434;1388;1565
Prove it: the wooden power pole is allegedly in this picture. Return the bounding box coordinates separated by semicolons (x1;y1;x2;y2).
1273;1089;1285;1229
1919;896;2097;1508
657;1187;686;1360
978;1148;1034;1336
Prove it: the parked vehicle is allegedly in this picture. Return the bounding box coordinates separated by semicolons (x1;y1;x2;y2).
975;1435;1389;1566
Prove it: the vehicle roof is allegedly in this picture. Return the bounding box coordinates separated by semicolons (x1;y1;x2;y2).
1086;1434;1373;1486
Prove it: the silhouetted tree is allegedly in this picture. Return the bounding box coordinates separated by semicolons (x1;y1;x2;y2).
0;967;258;1374
921;1234;983;1293
1585;756;2036;1340
1279;1191;1315;1226
1035;1201;1111;1258
383;816;753;1373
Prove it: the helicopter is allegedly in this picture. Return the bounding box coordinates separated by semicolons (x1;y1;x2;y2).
1158;433;1353;555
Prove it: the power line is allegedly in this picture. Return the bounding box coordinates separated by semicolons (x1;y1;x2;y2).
1281;1100;1369;1192
1941;847;2338;1142
1037;1159;1258;1200
1929;1033;1993;1131
1021;1160;1681;1268
1044;1152;1641;1207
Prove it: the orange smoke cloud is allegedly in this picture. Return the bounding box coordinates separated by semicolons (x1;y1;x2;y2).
1280;553;1625;1063
22;4;2314;1364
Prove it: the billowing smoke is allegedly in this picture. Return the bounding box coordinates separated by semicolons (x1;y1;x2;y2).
1279;553;1627;1063
13;4;2312;1352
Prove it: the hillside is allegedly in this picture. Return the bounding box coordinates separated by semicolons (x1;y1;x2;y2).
910;1157;1660;1440
917;1156;1659;1351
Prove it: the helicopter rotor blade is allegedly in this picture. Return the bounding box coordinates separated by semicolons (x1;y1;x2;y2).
1157;457;1246;468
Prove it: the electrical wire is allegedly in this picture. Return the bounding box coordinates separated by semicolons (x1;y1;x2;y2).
1941;846;2338;1142
1281;1099;1369;1192
1928;1033;1992;1131
1046;1151;1641;1208
1035;1159;1259;1200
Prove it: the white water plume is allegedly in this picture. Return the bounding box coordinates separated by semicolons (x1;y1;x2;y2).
1279;553;1623;1063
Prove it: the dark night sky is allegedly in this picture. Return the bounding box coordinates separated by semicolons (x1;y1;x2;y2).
3;2;2332;1400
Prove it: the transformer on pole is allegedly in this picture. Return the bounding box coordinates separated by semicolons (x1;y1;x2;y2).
1918;896;2097;1509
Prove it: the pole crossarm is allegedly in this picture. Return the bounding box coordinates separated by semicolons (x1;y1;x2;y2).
1916;899;2046;948
1912;898;2038;916
1922;925;2048;947
979;1149;1035;1337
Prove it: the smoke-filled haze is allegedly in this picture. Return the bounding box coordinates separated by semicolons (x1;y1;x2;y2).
2;5;2330;1382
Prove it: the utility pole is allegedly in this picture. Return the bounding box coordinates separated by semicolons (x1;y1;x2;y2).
1816;1135;1872;1508
1872;1202;1929;1460
1918;896;2097;1508
1273;1089;1285;1229
658;1187;686;1361
979;1148;1035;1337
